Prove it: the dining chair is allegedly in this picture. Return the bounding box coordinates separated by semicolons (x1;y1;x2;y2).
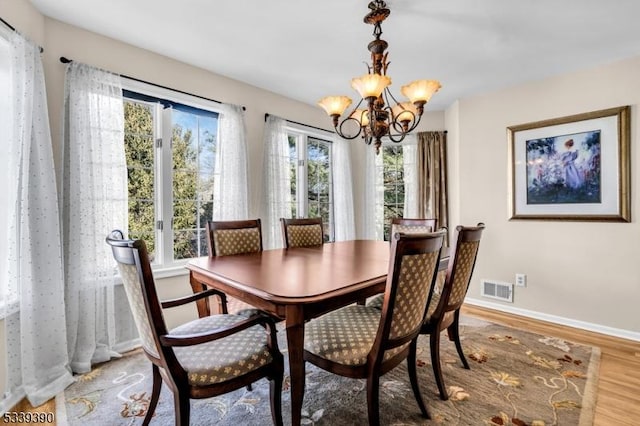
390;217;437;236
195;219;265;317
106;230;284;426
367;217;439;309
280;217;324;248
304;230;446;426
413;223;485;400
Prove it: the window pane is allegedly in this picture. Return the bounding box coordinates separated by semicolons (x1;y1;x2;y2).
172;110;218;259
288;135;297;217
382;146;405;241
124;100;156;257
307;137;332;240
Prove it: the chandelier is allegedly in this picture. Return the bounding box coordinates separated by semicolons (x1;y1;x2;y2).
318;0;441;154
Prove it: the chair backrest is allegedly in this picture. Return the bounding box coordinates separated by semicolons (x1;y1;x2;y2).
280;217;324;248
390;218;437;237
374;231;445;359
106;231;167;361
206;219;263;257
426;223;484;321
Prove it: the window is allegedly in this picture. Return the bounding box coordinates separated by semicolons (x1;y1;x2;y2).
287;130;334;242
123;81;219;268
381;146;405;240
370;140;417;241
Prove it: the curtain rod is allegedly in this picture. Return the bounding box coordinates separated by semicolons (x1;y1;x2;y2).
59;56;245;111
1;16;44;52
264;113;334;134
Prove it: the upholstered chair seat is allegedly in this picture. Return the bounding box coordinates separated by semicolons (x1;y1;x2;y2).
304;305;407;366
171;315;274;385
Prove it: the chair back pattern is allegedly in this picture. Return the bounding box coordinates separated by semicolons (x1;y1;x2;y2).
207;219;263;257
388;251;440;341
118;262;161;358
377;231;445;357
426;224;484;321
446;240;480;309
106;232;166;360
281;218;324;248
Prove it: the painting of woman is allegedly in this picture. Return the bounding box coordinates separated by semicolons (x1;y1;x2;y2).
560;139;583;189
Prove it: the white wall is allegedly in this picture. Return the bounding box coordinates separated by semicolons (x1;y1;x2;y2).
450;56;640;336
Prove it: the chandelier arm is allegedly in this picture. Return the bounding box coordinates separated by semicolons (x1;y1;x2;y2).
385;87;403;108
336;116;364;140
386;131;407;144
404;110;423;133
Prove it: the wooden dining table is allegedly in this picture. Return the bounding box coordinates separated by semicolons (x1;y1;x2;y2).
186;239;449;426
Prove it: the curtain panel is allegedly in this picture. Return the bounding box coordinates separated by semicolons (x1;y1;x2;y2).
417;131;449;237
332;135;356;241
213;103;249;221
261;115;291;249
62;62;127;373
1;31;74;408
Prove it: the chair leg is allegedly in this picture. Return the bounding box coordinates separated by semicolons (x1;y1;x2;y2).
142;364;162;426
366;373;381;426
173;391;190;426
448;310;470;369
408;339;430;419
430;332;448;400
269;371;284;426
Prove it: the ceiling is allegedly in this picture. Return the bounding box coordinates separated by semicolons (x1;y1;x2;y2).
29;0;640;111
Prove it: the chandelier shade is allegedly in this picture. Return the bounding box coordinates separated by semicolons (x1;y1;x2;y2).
391;101;418;124
317;0;441;153
351;74;392;99
401;80;442;105
317;96;352;117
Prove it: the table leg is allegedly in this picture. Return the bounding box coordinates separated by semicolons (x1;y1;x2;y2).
189;272;210;318
286;305;305;426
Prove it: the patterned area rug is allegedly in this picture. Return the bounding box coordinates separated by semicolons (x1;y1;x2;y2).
57;316;599;425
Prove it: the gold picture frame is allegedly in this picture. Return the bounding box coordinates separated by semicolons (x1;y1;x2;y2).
508;106;630;221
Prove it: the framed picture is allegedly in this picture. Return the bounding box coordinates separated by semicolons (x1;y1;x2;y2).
508;106;630;221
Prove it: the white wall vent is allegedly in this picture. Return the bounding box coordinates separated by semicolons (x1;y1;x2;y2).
481;279;513;303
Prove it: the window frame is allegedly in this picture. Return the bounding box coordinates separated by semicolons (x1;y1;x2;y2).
285;123;335;242
122;78;222;274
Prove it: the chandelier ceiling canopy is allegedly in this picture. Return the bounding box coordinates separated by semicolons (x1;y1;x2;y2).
318;0;441;153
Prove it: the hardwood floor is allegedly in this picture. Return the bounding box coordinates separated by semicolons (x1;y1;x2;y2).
10;305;640;425
462;304;640;426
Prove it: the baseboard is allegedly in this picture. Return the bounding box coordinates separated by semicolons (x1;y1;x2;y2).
465;297;640;342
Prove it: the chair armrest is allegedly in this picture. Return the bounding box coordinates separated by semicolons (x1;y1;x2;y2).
161;288;227;309
159;313;278;347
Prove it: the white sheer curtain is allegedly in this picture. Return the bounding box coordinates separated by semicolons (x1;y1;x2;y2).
62;62;127;373
213;103;249;220
1;31;74;409
332;135;356;241
261;115;291;249
363;146;383;239
402;135;419;217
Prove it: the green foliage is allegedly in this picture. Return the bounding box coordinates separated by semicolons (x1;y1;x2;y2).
124;102;156;256
382;146;404;240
